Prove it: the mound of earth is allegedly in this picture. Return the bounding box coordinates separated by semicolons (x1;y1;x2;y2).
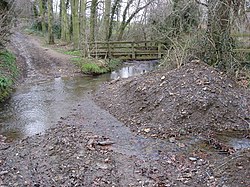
212;149;250;186
95;61;250;139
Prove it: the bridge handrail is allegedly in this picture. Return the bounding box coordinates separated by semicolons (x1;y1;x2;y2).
87;40;161;45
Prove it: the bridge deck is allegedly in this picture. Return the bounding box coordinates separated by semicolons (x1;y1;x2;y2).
86;41;167;60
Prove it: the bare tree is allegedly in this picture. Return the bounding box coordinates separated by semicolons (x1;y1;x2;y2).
38;0;46;34
203;0;247;69
117;0;153;40
61;0;70;42
103;0;111;41
79;0;87;53
90;0;98;42
47;0;54;44
108;0;121;40
71;0;80;49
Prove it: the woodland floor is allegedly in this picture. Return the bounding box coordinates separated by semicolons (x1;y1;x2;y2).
0;32;249;187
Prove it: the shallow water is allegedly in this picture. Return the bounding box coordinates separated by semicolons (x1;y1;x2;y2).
0;61;157;141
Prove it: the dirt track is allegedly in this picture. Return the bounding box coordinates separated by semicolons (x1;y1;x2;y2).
0;33;249;187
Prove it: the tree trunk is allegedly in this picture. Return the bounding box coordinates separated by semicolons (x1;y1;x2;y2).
117;0;152;40
90;0;98;42
71;0;80;49
61;0;66;41
38;0;46;34
206;0;231;67
47;0;55;44
103;0;111;41
61;0;70;42
79;0;86;54
108;0;121;40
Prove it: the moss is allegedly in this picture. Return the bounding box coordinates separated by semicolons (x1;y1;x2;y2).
74;58;121;75
64;50;82;56
80;63;109;75
0;50;18;102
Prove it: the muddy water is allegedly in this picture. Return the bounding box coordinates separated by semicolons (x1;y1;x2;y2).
0;61;157;141
1;57;249;158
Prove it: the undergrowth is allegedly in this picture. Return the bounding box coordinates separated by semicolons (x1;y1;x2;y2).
64;50;81;56
74;58;121;75
0;50;18;102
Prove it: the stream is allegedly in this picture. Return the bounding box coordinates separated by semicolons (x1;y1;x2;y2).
0;61;158;141
0;41;249;159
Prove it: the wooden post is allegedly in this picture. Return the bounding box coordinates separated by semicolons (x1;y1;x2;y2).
158;42;161;59
107;42;110;58
132;42;136;59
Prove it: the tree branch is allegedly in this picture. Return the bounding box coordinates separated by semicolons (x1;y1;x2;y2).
194;0;208;7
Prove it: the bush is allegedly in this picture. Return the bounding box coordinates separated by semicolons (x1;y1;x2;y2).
80;63;109;75
74;57;121;75
107;59;121;71
0;0;14;48
0;50;18;102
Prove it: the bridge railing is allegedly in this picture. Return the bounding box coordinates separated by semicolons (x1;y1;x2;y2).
86;41;167;60
231;32;250;64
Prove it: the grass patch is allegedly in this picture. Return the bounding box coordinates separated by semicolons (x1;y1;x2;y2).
81;63;109;75
0;50;18;102
71;57;82;63
64;50;82;56
74;58;121;75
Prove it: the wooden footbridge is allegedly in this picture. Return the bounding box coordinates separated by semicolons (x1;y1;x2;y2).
83;34;249;61
86;41;167;60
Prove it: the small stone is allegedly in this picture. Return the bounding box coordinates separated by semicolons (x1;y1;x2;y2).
96;163;108;170
143;128;151;133
169;137;175;143
189;157;198;161
183;172;192;178
178;142;186;148
161;76;166;80
0;170;8;175
97;140;115;146
209;176;215;180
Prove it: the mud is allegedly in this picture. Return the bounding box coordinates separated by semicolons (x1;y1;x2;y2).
0;33;249;187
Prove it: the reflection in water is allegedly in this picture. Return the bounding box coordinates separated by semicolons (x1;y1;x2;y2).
111;61;158;79
0;61;158;141
0;76;109;140
230;138;250;150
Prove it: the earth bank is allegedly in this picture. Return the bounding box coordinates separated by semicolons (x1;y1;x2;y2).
95;61;250;139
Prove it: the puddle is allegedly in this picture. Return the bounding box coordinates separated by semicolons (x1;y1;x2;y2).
229;138;250;150
193;131;250;153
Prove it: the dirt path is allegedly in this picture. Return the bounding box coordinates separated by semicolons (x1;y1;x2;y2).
0;33;249;187
9;32;80;84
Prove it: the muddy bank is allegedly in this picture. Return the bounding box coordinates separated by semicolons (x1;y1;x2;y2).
1;32;249;186
95;61;250;139
8;32;80;84
1;95;249;187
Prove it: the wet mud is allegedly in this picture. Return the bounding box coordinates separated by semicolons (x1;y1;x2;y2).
0;33;249;187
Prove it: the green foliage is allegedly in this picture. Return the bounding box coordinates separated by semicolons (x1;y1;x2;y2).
0;76;12;101
0;50;18;79
74;58;121;75
71;57;82;62
53;23;61;39
0;50;18;102
29;21;61;39
80;63;109;75
107;59;121;71
64;50;81;56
